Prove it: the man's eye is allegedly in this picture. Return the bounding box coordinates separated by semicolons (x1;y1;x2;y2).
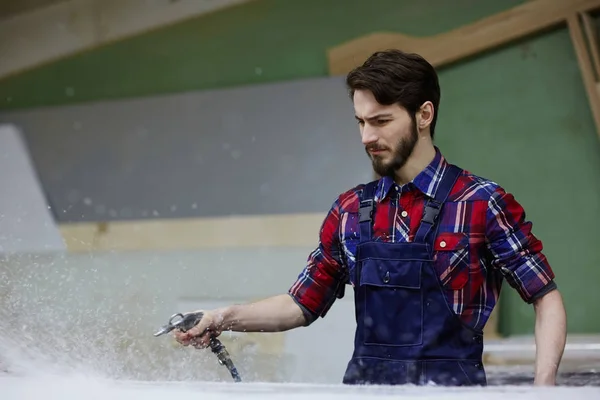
377;119;389;125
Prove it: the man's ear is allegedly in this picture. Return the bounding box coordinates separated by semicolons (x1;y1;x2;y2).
417;101;434;130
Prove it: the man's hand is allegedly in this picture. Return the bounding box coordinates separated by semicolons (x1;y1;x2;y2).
532;289;567;386
173;310;222;349
171;294;307;350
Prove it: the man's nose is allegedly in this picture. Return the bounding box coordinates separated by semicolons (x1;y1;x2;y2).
361;125;378;145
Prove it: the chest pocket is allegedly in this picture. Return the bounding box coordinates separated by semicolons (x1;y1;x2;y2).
434;232;470;290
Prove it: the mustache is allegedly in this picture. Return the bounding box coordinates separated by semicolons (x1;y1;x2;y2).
366;144;389;152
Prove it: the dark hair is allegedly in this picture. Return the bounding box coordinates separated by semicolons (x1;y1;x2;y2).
345;49;441;139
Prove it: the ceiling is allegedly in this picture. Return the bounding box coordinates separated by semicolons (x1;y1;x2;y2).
0;0;255;79
0;0;67;20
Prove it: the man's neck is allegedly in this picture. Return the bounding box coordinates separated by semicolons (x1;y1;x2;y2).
394;140;436;185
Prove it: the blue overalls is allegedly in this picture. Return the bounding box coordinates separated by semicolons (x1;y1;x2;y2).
342;165;487;386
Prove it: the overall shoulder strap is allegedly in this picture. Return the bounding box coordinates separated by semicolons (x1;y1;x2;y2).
413;164;463;245
358;180;379;243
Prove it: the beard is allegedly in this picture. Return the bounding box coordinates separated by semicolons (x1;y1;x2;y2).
366;119;419;178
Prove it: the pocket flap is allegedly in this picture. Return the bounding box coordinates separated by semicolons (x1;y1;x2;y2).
360;258;422;289
434;232;468;251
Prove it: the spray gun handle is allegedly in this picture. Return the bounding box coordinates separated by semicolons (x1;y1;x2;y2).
208;337;228;363
180;315;232;365
178;312;205;332
154;311;242;382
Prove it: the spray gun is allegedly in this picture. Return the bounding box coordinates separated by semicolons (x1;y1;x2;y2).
154;312;242;382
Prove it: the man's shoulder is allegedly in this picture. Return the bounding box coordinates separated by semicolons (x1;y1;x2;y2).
332;180;379;214
451;165;504;202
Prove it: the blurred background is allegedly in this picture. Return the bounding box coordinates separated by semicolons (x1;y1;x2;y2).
0;0;599;385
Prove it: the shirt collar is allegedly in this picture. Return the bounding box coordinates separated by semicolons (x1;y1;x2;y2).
375;147;448;202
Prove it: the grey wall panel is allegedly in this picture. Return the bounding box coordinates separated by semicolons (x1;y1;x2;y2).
0;77;373;222
0;125;66;253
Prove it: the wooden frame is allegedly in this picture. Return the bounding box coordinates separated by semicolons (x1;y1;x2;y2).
327;0;600;140
568;12;600;139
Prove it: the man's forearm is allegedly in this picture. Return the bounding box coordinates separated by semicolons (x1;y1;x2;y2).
533;289;567;385
213;294;307;333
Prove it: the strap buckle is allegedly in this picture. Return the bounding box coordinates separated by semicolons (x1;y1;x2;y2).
421;200;441;224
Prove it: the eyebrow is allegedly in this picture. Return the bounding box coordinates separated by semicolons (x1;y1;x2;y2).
355;113;394;121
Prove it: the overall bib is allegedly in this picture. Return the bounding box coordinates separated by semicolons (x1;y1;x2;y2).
342;165;487;386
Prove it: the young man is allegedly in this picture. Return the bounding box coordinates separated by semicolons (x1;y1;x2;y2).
174;49;567;386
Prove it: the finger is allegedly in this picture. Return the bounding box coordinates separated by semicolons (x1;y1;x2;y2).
200;333;214;347
191;337;208;349
186;324;208;337
175;335;191;345
173;331;193;345
173;334;187;344
173;330;190;339
173;331;184;339
175;337;189;345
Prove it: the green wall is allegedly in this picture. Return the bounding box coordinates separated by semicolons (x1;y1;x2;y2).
437;30;600;337
0;0;526;110
0;0;599;336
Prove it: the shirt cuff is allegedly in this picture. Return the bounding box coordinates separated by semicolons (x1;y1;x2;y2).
287;293;318;326
527;280;558;304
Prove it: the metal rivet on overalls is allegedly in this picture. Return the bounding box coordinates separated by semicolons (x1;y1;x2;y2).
439;240;447;248
383;271;390;283
401;211;408;218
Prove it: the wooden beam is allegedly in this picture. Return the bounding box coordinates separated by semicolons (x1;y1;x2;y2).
580;12;600;80
568;13;600;141
59;212;326;252
327;0;600;75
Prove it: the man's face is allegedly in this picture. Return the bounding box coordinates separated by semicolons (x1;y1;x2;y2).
353;89;418;178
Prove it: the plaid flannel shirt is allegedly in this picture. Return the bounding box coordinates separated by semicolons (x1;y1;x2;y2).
288;148;556;332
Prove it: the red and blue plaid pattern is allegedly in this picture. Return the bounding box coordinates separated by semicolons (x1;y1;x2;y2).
289;148;556;332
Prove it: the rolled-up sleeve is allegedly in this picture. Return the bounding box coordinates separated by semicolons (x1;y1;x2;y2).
485;187;557;303
288;199;348;325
